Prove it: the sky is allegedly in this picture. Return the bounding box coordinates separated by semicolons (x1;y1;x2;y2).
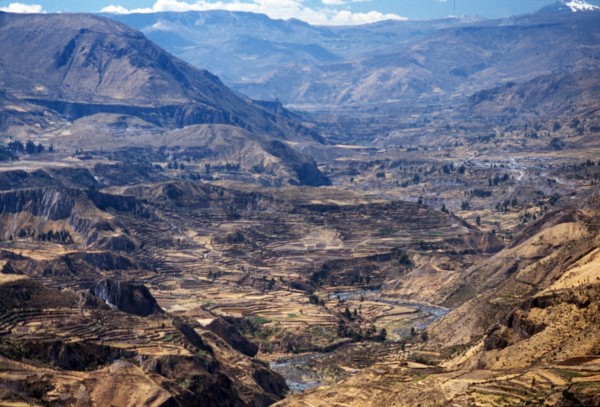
1;0;600;25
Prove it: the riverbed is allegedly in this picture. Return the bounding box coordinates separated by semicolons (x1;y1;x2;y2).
270;290;449;393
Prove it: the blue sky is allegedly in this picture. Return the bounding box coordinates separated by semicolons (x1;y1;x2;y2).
2;0;600;24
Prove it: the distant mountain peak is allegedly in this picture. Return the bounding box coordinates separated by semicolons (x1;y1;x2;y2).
560;0;599;12
538;0;600;14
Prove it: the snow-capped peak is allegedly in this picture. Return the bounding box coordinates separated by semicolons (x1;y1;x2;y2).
562;0;600;12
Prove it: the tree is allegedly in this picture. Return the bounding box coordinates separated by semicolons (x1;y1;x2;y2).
8;140;24;152
379;328;387;341
570;117;580;129
337;318;348;337
399;253;411;266
549;137;565;150
25;140;36;154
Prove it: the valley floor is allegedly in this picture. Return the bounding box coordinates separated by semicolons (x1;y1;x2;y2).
0;133;599;406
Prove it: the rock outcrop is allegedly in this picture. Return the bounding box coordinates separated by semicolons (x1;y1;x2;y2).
206;318;258;357
92;279;161;317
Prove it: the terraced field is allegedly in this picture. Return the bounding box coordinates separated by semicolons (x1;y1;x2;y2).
0;170;504;405
91;184;499;351
0;149;597;406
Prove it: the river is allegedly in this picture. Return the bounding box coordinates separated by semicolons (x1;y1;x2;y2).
269;289;449;393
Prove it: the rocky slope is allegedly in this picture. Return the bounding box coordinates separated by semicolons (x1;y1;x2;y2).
429;203;600;365
467;68;600;127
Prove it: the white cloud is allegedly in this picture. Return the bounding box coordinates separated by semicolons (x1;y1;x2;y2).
100;5;131;14
100;0;407;25
331;10;405;25
0;2;44;13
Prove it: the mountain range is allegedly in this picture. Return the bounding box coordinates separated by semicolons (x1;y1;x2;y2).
106;2;600;108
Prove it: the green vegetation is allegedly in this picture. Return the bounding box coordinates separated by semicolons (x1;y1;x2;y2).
253;317;272;325
0;139;51;161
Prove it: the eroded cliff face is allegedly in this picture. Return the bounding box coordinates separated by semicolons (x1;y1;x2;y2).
0;188;75;221
92;279;161;317
0;186;142;252
206;317;259;357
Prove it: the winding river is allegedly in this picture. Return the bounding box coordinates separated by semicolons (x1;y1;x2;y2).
269;290;449;393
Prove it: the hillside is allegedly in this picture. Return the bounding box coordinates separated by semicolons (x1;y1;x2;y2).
0;12;330;187
276;195;600;406
0;12;316;138
467;68;600;126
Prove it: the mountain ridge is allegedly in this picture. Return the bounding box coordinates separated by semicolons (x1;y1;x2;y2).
0;11;331;187
104;6;600;108
547;0;600;12
0;11;322;141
